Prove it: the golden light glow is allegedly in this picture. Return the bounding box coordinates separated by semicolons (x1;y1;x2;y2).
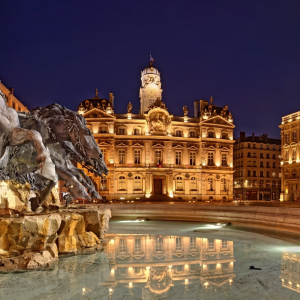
146;194;150;198
129;282;133;288
289;160;292;164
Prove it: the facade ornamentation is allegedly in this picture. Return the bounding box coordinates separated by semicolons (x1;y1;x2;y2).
77;62;235;201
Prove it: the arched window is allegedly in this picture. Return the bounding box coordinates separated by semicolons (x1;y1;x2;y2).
190;177;197;190
207;131;215;138
134;176;142;190
221;132;229;139
118;176;126;190
207;177;214;191
134;128;141;135
221;178;227;191
176;177;183;190
190;131;196;138
99;125;107;133
175;130;182;137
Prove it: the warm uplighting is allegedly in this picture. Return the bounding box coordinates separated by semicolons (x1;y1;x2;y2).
129;282;133;288
110;239;114;244
169;192;174;198
280;161;284;165
216;162;220;167
289;160;292;164
185;279;189;284
146;193;150;198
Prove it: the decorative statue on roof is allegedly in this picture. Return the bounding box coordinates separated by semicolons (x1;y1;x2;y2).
183;105;188;117
0;89;108;214
127;102;133;113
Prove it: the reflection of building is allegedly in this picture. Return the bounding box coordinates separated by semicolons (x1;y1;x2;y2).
280;251;300;293
78;62;235;201
0;81;28;112
279;112;300;201
233;132;281;200
102;234;235;298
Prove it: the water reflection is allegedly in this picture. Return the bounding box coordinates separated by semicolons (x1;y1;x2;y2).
102;234;235;298
280;251;300;293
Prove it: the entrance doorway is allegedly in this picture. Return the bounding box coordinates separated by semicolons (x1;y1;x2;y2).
154;179;163;194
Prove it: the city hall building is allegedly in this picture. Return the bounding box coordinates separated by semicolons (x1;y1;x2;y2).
78;62;235;201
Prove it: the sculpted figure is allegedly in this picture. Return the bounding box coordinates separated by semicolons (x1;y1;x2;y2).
0;89;56;183
127;102;133;113
151;114;165;131
0;100;108;212
183;106;188;117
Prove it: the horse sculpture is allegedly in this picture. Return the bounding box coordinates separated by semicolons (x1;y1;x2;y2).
0;89;58;212
0;91;108;212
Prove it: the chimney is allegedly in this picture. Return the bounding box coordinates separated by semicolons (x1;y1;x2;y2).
240;131;245;141
9;87;14;95
109;92;114;107
194;100;199;118
265;134;268;140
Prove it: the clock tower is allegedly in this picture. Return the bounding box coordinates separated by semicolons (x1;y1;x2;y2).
139;62;163;114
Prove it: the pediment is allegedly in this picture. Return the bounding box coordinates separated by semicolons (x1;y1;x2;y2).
173;143;184;149
173;253;185;258
84;108;114;118
187;145;199;151
98;141;110;147
115;142;128;148
133;254;145;260
219;146;230;151
132;142;144;148
202;116;234;127
152;142;165;148
116;254;130;260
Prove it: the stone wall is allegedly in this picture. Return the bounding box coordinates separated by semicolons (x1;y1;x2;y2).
0;207;111;272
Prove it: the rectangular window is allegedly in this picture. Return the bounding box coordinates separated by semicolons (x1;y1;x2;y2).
156;238;163;252
155;150;162;163
176;237;182;251
285;134;289;143
293;132;297;142
175;151;182;165
260;171;264;177
190;237;196;250
248;170;251;176
221;240;228;249
266;162;270;168
134;149;141;164
266;171;270;177
247;152;251;157
100;148;107;163
189;152;196;165
208;152;214;166
134;128;140;135
119;150;126;164
260;153;263;158
135;238;141;253
190;131;196;138
292;149;296;160
119;128;125;135
221;153;227;167
208;239;215;251
285;150;289;161
260;180;264;188
101;176;107;191
119;239;126;253
273;162;276;168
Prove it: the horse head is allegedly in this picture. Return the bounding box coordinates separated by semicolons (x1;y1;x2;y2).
33;104;108;177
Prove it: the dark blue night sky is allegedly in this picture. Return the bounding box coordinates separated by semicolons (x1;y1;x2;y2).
1;0;300;139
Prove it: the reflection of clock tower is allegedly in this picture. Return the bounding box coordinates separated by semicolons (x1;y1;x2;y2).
139;62;163;114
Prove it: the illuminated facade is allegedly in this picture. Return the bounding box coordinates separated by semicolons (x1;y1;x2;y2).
279;111;300;201
103;234;235;297
78;63;235;201
233;132;281;200
0;81;28;112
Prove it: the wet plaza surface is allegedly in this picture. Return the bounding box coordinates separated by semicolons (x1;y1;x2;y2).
1;220;300;300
